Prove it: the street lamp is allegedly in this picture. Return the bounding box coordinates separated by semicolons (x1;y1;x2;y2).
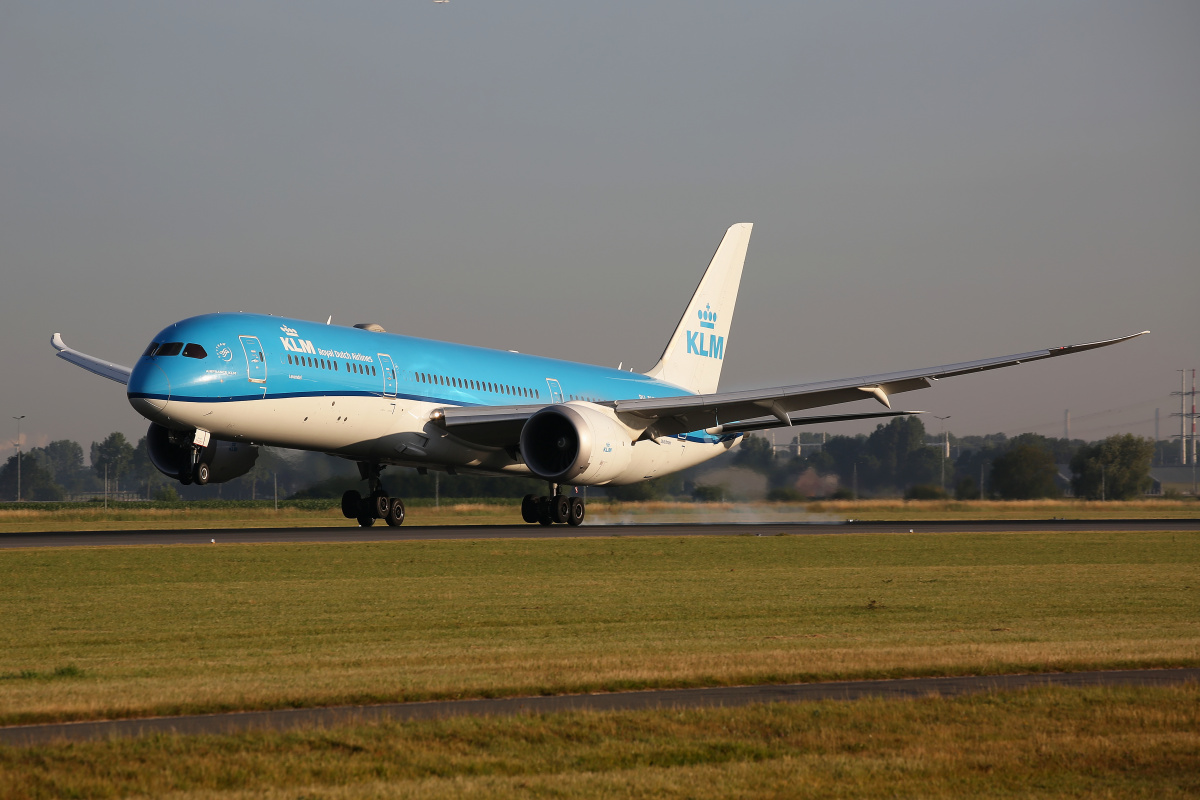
12;416;25;502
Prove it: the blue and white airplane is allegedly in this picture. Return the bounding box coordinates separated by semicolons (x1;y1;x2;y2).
52;224;1146;526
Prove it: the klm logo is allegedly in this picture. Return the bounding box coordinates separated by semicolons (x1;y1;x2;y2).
280;336;316;354
686;305;724;359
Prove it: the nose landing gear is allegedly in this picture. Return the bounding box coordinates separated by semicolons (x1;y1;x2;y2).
342;462;406;527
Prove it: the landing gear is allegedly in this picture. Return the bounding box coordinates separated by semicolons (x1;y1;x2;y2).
523;485;586;526
521;494;539;524
193;462;211;486
343;463;407;527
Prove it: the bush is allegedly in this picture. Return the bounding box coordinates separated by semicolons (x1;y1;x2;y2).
954;478;980;500
766;487;806;502
904;484;948;500
692;485;725;502
153;485;180;502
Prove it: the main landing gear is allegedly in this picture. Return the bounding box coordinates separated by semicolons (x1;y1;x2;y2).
342;462;405;527
521;485;585;527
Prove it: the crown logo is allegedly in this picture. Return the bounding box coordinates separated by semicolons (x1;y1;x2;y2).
697;304;717;329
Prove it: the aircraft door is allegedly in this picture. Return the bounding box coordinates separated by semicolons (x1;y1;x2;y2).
378;354;398;397
546;378;563;403
239;336;267;383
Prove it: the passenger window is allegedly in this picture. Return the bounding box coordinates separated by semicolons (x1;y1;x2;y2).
143;342;160;357
535;389;540;399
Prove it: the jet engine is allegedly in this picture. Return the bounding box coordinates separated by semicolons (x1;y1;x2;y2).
519;404;634;485
145;423;259;485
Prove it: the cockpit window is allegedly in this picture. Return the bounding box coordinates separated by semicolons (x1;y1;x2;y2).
182;343;208;359
155;342;184;357
143;342;160;357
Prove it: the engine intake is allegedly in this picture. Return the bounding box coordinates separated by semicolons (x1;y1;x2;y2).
519;405;632;485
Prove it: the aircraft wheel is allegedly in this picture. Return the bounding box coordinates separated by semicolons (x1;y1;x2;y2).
551;495;570;525
341;490;362;519
194;462;211;486
567;497;585;526
371;493;391;519
357;514;376;527
536;497;553;526
521;494;539;524
385;498;405;527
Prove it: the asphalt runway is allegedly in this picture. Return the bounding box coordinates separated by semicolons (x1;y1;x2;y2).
1;518;1197;548
2;668;1195;746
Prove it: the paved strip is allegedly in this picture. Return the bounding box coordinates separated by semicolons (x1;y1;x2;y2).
1;518;1197;548
2;668;1195;746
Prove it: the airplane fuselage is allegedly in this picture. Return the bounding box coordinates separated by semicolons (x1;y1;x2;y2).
126;312;740;484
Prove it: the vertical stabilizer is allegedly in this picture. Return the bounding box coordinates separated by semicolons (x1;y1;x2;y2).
644;223;752;395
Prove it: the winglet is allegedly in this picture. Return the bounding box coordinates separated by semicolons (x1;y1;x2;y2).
51;333;133;385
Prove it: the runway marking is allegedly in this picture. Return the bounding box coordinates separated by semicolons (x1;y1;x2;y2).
2;668;1196;746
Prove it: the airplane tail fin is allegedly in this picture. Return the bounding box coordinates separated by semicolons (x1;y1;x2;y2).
644;223;752;395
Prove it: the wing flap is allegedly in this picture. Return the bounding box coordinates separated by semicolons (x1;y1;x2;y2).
51;333;132;385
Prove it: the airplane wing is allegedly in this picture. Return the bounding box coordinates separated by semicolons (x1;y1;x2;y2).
51;333;133;385
433;331;1146;445
613;331;1149;437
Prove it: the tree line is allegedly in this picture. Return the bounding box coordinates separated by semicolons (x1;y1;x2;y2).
1;418;1160;503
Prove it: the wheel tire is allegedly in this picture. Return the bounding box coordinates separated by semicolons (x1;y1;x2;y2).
567;497;585;526
194;462;210;486
372;493;391;519
536;498;553;526
551;495;570;525
385;497;405;527
521;494;538;524
357;514;376;527
341;490;362;519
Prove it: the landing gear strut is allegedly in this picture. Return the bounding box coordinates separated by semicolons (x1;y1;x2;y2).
522;484;585;527
342;462;406;527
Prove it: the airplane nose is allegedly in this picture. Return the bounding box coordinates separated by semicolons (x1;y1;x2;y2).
127;360;171;417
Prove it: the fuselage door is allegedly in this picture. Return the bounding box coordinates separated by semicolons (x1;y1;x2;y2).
378;353;398;397
546;378;564;403
240;336;267;383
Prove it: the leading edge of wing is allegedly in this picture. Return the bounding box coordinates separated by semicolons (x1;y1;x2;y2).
51;333;133;385
615;330;1149;423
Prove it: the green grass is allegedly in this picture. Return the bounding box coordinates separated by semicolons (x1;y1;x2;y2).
3;686;1198;799
1;531;1197;725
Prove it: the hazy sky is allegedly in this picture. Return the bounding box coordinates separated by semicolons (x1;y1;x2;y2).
2;1;1197;460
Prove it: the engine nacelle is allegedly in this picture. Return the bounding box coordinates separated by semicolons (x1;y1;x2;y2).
519;404;634;485
145;423;259;484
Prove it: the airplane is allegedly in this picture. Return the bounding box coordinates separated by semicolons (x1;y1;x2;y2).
52;223;1146;527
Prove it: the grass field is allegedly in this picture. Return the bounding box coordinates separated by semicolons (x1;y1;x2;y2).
0;497;1195;532
3;686;1198;799
1;531;1196;725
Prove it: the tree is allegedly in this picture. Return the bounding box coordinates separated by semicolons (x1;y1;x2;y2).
1070;434;1154;500
733;435;775;472
990;443;1062;499
37;440;87;492
863;417;940;492
0;453;64;500
91;433;135;491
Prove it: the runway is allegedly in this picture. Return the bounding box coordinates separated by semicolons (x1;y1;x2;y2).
2;668;1195;746
1;518;1196;548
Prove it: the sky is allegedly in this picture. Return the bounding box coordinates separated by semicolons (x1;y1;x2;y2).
1;1;1197;461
